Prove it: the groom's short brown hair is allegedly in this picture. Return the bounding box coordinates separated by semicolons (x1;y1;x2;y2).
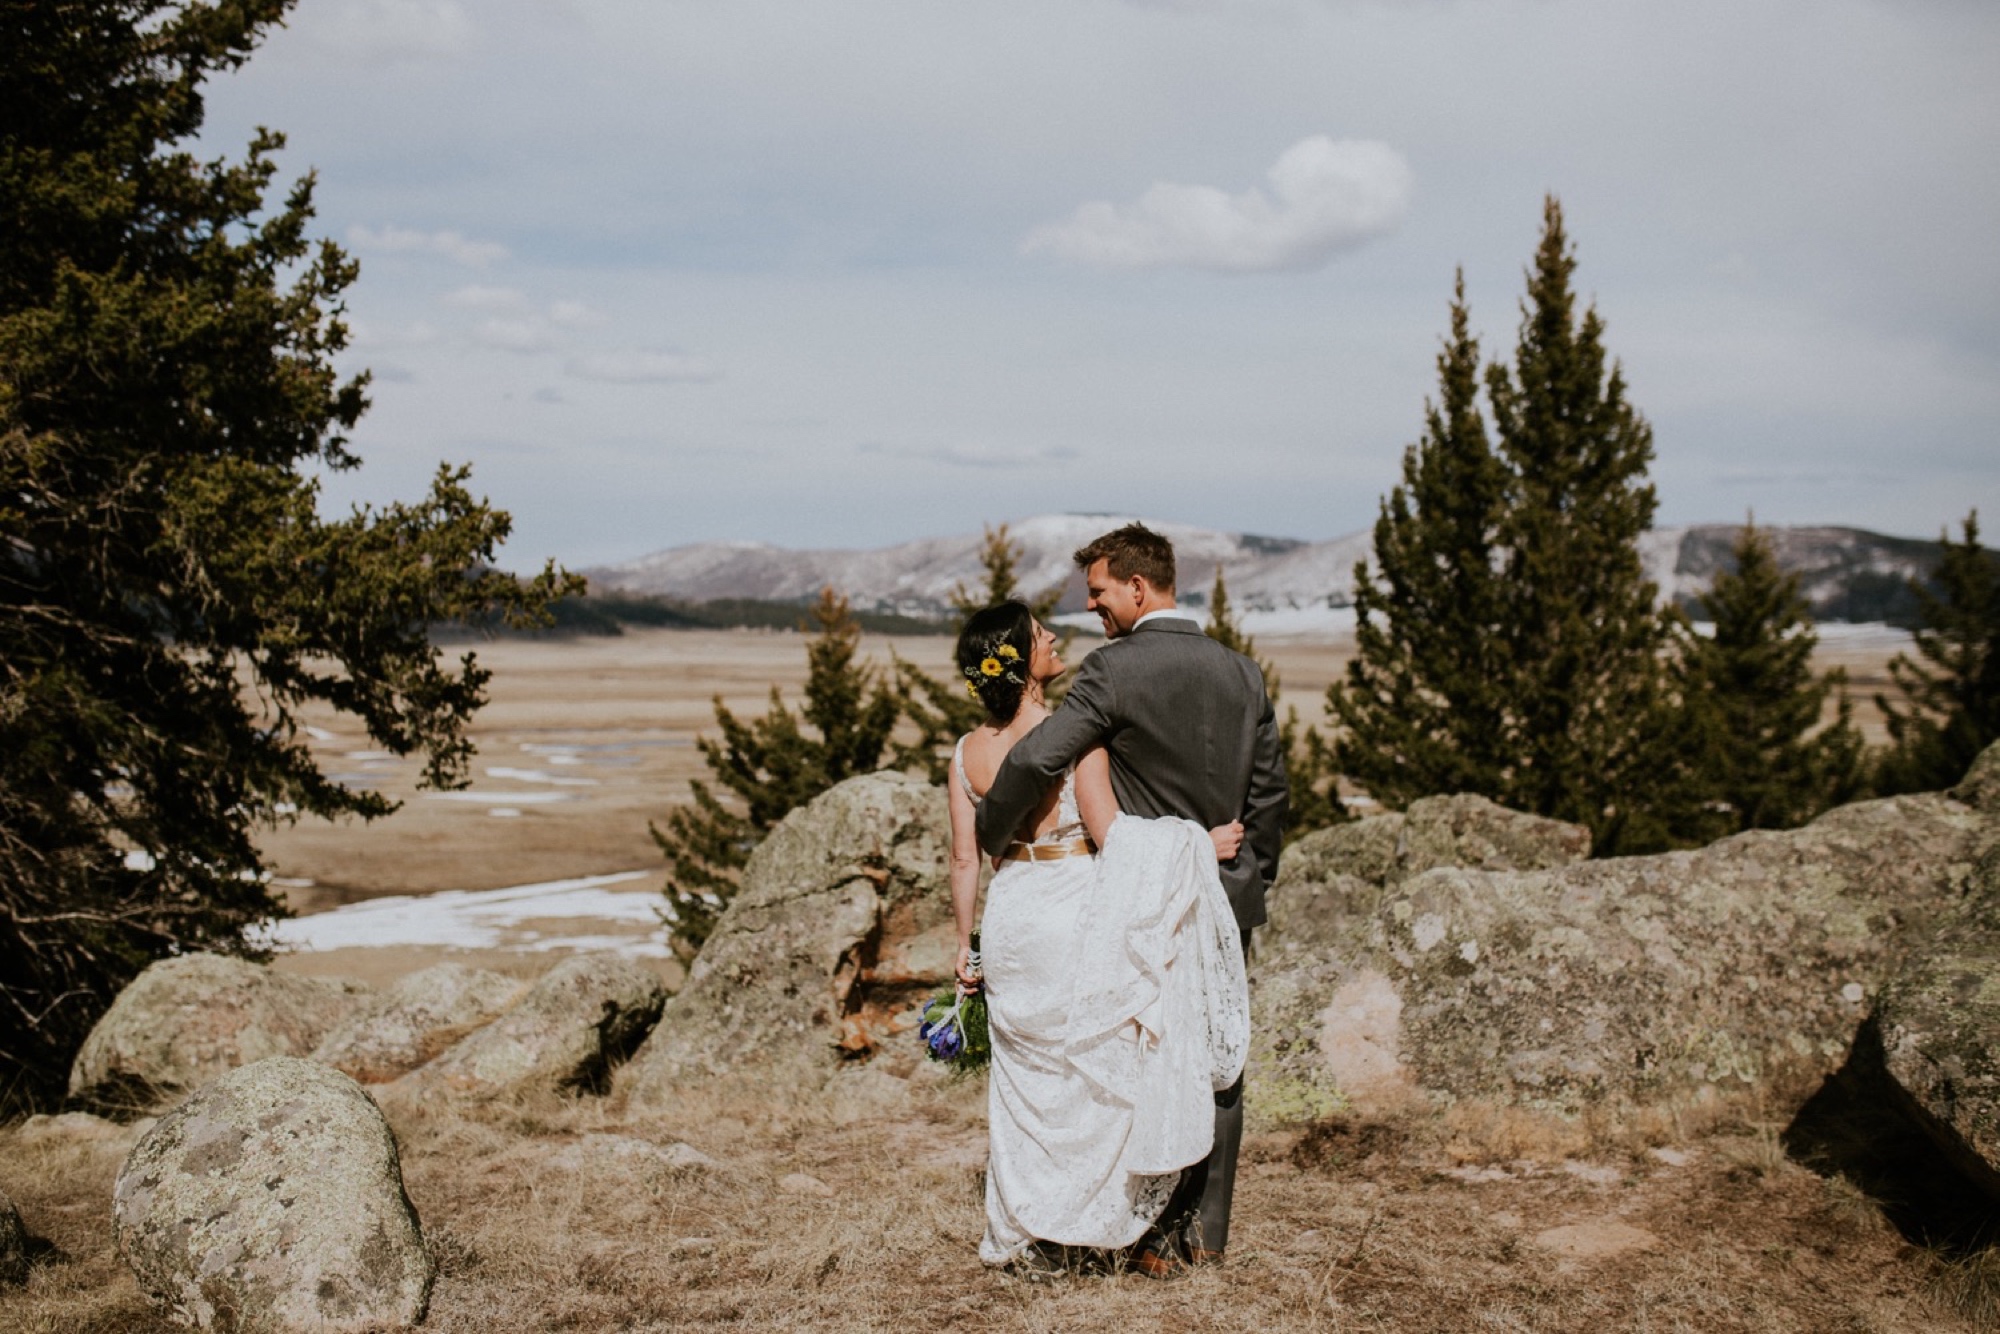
1074;523;1176;593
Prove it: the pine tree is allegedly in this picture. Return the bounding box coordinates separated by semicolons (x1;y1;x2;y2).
893;522;1060;782
654;588;897;958
1678;522;1864;836
0;0;575;1106
950;522;1059;621
1485;198;1685;854
1206;570;1343;835
1328;201;1688;854
1329;271;1513;808
1875;511;2000;793
1204;567;1276;690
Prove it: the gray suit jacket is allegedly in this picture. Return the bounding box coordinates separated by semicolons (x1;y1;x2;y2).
974;617;1287;929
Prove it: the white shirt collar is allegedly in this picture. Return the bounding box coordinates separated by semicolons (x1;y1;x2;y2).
1134;607;1200;628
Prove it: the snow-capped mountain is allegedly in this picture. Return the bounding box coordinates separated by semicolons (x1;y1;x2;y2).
588;514;1337;617
586;515;1943;625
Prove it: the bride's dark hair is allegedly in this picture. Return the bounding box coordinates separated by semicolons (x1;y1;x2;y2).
955;601;1036;724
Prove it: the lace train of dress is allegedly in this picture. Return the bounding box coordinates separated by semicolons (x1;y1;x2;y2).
976;808;1249;1266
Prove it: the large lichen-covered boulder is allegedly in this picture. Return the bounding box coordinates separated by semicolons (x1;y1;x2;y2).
395;953;664;1099
312;962;523;1084
70;954;369;1114
113;1057;431;1332
1252;797;1593;1123
1251;791;1985;1126
1952;739;2000;815
1268;795;1590;938
1871;824;2000;1197
0;1184;26;1285
1259;794;1593;981
624;771;953;1106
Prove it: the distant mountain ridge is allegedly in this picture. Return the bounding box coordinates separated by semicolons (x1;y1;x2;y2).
587;515;1945;626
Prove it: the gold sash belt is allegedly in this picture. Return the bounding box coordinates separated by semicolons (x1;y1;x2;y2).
999;837;1096;863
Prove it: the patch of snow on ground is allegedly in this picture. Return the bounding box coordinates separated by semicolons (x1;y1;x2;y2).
1689;620;1912;652
1240;605;1358;639
267;870;666;956
484;766;601;786
1813;621;1914;652
424;790;577;805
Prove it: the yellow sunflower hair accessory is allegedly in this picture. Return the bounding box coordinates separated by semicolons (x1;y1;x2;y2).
965;679;982;700
979;657;1004;678
995;644;1021;661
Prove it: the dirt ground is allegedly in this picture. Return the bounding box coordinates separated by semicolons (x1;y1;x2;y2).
3;1080;1990;1333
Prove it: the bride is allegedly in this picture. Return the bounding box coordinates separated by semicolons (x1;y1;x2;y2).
945;600;1250;1273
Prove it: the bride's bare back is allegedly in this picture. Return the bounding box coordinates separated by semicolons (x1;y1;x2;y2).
955;709;1116;847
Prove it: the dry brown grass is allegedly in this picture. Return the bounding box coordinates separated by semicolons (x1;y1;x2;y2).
2;1073;1984;1334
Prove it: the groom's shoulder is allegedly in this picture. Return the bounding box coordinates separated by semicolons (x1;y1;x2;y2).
1114;618;1244;669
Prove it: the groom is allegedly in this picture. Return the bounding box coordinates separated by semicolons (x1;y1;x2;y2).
974;521;1287;1275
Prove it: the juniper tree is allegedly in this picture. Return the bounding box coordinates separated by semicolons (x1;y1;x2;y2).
0;0;576;1107
1328;272;1513;809
1206;569;1341;835
1875;511;2000;793
1676;522;1863;838
655;587;898;957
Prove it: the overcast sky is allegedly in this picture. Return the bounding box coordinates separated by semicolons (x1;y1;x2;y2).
197;0;2000;568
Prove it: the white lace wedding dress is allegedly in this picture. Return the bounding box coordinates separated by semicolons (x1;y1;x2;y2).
956;740;1250;1266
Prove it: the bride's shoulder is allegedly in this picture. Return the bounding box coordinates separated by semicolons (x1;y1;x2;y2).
956;726;1008;792
956;725;1004;765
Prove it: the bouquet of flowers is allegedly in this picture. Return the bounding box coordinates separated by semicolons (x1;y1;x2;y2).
918;941;990;1071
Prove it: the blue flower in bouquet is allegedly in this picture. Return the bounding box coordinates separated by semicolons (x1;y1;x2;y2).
917;987;990;1073
926;1017;964;1061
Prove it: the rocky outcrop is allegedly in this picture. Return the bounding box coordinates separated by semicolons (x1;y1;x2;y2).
1953;742;2000;815
395;952;664;1099
1272;795;1591;911
312;962;523;1084
69;954;369;1114
1251;790;1986;1125
113;1057;432;1332
1251;797;1593;1123
1869;820;2000;1198
624;771;954;1106
0;1185;26;1285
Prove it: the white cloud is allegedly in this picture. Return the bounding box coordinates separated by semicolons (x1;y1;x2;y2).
548;300;602;327
856;441;1080;470
471;318;553;353
566;351;721;384
1022;136;1413;273
300;0;472;61
347;318;440;348
348;224;506;267
445;284;529;311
